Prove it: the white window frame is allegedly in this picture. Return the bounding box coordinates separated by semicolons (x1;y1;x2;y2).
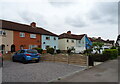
20;32;25;37
29;45;38;49
30;34;36;38
0;30;6;36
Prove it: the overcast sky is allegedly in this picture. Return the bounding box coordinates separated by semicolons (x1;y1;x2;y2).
0;0;119;40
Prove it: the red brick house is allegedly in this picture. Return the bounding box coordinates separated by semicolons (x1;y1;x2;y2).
0;20;58;53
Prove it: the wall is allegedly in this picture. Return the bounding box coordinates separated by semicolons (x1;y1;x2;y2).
75;36;86;53
0;29;13;52
58;38;77;50
85;36;92;49
58;39;66;50
41;35;58;50
14;31;41;51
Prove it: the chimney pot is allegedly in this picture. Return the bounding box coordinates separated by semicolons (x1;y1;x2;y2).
30;22;36;28
67;31;71;34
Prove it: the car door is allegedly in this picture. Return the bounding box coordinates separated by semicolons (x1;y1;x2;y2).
19;50;25;60
14;50;21;60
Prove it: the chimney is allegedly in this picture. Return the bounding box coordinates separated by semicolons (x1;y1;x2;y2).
30;22;36;28
107;39;109;41
67;31;71;34
98;37;101;40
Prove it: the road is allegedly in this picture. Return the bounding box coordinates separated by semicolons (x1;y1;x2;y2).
53;59;118;82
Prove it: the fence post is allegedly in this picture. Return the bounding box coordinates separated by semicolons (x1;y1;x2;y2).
67;54;69;64
87;55;89;69
54;54;55;63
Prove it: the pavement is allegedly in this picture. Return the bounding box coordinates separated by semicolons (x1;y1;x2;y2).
2;61;86;82
53;59;118;82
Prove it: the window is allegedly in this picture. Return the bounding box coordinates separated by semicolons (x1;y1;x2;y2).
30;34;36;38
67;40;69;42
72;40;74;43
67;47;69;49
20;50;25;53
43;42;46;44
0;30;6;36
29;45;37;49
54;46;56;49
20;32;25;37
54;37;56;40
46;37;50;40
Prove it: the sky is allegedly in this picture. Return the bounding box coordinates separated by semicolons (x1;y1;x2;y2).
0;0;119;41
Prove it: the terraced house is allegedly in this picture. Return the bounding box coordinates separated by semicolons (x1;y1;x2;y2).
0;20;58;54
58;31;92;53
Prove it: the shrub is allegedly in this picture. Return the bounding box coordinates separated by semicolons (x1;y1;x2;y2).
47;47;55;54
56;49;61;54
91;54;109;62
118;47;120;55
83;49;93;54
111;46;116;49
103;49;118;60
33;48;43;54
67;49;72;54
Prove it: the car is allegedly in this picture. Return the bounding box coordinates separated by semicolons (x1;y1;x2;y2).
12;49;41;64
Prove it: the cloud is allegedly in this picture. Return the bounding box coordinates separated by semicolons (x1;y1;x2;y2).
65;16;88;27
0;1;118;40
88;2;118;24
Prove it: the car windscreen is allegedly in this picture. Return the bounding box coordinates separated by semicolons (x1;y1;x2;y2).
26;50;38;54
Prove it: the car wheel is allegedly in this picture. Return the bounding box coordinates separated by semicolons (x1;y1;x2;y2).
35;59;40;63
22;58;28;64
12;57;16;62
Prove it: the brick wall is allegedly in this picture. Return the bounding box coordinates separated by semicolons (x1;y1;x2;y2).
14;31;41;51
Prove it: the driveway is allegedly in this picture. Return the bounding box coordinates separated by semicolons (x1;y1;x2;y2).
53;59;118;82
2;61;86;82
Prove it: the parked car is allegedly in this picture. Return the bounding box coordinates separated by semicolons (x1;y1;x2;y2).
12;49;41;64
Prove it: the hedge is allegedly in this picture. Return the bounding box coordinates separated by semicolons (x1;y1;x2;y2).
103;49;118;60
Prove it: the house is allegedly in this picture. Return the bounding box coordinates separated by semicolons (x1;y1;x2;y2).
58;31;92;53
0;20;58;54
89;37;114;53
116;35;120;46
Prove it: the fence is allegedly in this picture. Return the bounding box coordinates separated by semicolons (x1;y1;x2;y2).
3;53;88;66
41;54;88;66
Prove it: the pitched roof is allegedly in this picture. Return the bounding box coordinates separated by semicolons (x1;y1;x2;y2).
89;37;114;44
59;33;86;40
1;20;58;37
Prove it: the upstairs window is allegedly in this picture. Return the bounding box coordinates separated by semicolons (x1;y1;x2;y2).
30;34;36;38
54;37;56;40
67;39;69;42
0;30;6;36
72;40;74;43
46;37;50;40
20;32;25;37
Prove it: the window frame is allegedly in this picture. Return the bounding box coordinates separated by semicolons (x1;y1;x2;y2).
20;32;25;37
30;34;36;38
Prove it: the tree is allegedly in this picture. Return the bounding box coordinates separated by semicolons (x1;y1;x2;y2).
92;42;104;54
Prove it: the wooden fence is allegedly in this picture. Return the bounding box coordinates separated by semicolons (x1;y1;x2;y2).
41;54;88;66
3;53;88;66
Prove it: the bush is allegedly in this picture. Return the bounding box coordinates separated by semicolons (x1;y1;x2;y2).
103;49;118;60
111;46;116;49
56;49;61;54
67;49;72;54
91;54;109;62
118;47;120;55
83;49;93;54
33;48;43;54
47;47;55;54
